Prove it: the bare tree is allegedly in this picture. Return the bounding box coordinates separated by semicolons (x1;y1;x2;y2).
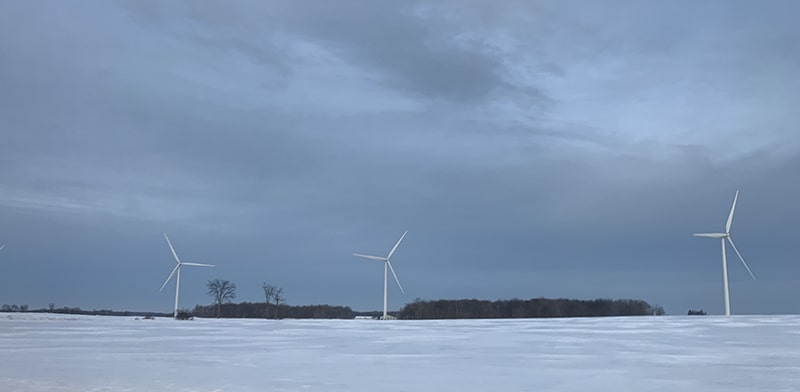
206;279;236;318
272;287;285;319
48;303;55;311
262;283;276;319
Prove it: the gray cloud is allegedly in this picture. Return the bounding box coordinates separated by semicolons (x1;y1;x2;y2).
1;0;799;314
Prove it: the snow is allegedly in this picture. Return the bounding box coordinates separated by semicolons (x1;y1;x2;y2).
2;313;799;391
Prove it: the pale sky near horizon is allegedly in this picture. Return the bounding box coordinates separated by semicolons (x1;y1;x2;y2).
1;0;799;314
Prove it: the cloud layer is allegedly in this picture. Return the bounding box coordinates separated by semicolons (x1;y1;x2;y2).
1;0;799;314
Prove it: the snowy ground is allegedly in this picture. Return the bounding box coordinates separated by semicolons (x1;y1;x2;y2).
1;313;799;391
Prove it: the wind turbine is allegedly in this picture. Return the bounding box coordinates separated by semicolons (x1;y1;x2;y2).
354;230;407;320
159;233;214;318
0;244;4;251
693;190;756;316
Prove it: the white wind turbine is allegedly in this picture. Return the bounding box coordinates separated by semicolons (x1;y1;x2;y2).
693;190;756;316
159;233;214;318
354;230;407;320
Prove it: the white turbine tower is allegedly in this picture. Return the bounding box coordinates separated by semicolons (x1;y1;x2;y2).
693;190;756;316
354;230;407;320
159;233;214;318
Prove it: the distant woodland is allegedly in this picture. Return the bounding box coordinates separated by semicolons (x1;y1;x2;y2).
398;298;664;319
189;297;663;319
0;304;171;318
2;277;665;319
2;298;664;319
192;302;355;319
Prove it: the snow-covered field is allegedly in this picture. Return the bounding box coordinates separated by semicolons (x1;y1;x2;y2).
1;313;799;391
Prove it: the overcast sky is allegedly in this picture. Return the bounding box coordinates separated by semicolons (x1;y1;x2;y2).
1;1;799;315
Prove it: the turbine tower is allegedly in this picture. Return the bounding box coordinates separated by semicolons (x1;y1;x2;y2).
693;190;756;316
354;230;407;320
159;233;214;318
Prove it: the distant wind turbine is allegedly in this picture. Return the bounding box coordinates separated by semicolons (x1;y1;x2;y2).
354;230;407;320
693;190;756;316
159;233;214;318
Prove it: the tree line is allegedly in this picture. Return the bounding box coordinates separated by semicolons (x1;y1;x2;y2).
197;279;353;319
0;303;170;317
2;277;666;320
191;302;355;319
398;298;665;319
1;304;29;312
200;278;664;319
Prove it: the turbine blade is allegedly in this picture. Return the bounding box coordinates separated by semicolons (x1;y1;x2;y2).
386;230;408;259
693;233;726;238
386;260;405;294
160;264;180;292
353;253;387;261
163;233;181;264
0;244;4;251
727;237;756;280
181;262;215;267
725;190;739;233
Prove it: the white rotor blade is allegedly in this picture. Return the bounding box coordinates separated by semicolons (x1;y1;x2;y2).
353;253;387;261
163;233;181;264
725;190;739;233
727;237;756;280
386;230;408;259
160;264;180;292
693;233;726;238
181;262;215;267
0;244;4;251
386;260;405;294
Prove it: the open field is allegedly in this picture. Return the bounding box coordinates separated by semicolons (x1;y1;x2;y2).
2;313;799;391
